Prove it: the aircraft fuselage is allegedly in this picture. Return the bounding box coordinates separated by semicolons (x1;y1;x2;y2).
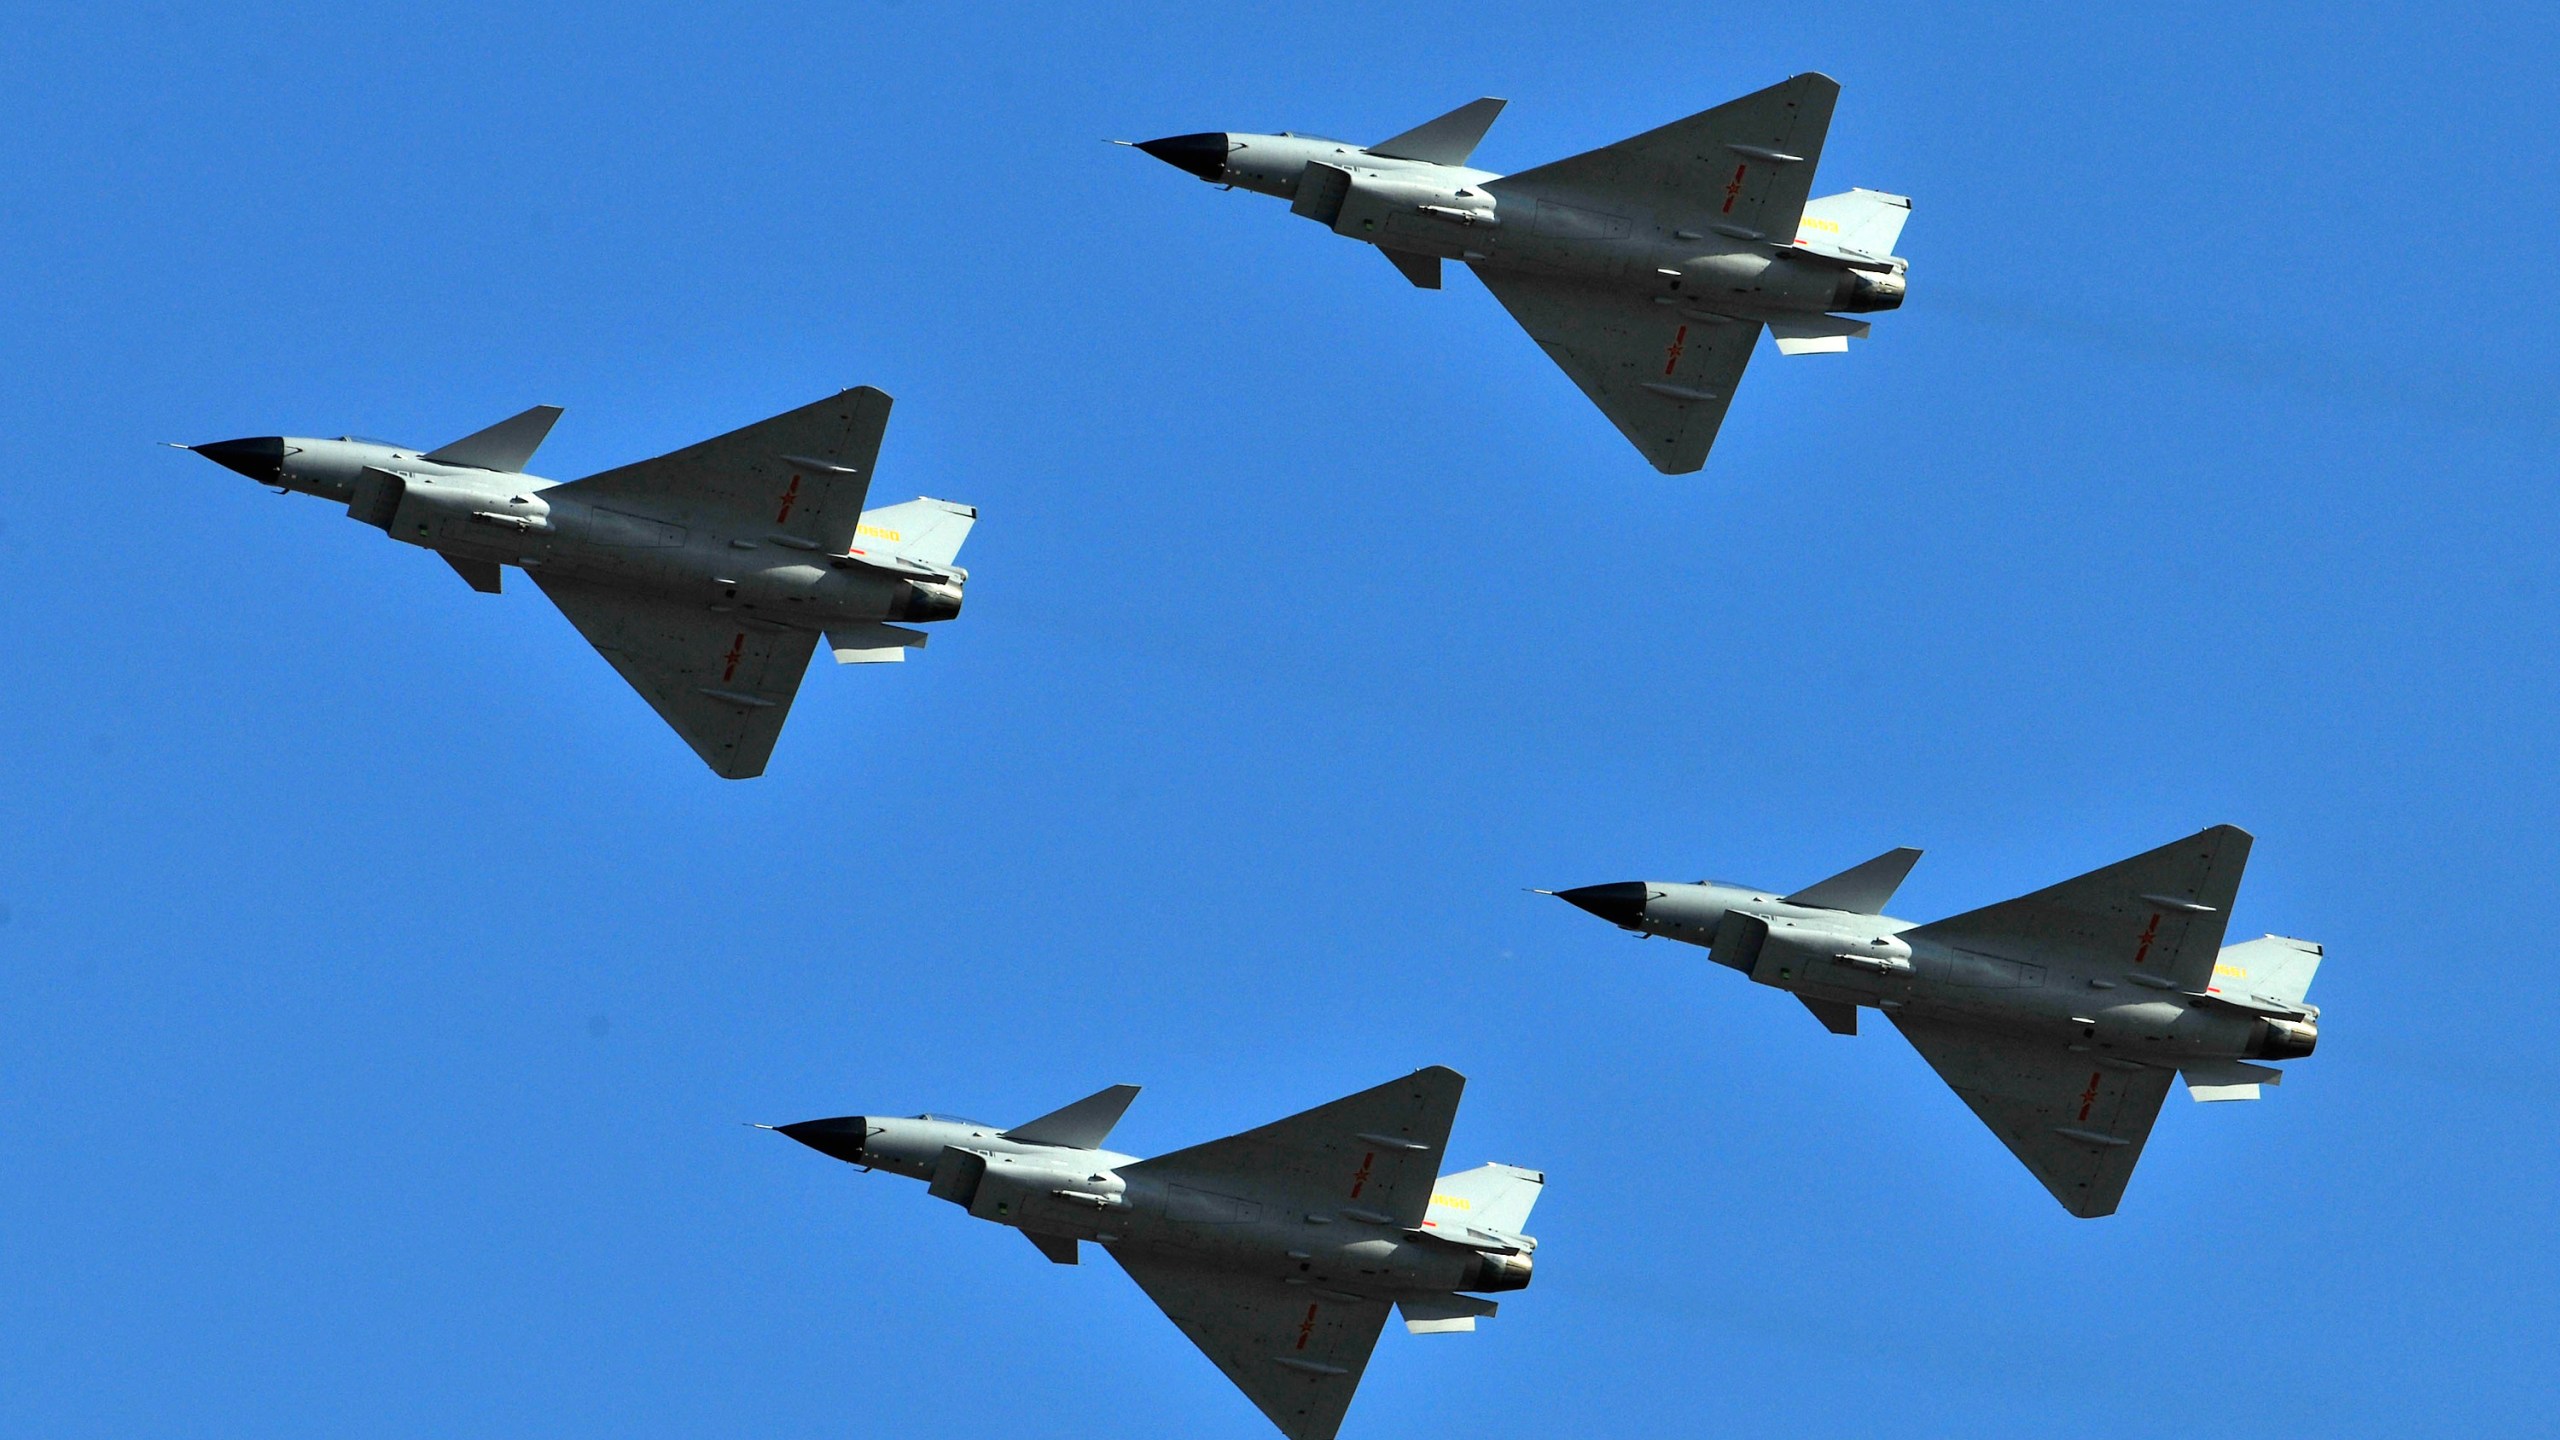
1165;131;1903;316
196;435;960;628
1562;879;2318;1062
795;1114;1531;1297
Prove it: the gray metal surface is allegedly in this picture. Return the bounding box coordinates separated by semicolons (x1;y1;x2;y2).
772;1068;1542;1440
1550;826;2325;1217
185;387;974;778
1131;73;1912;473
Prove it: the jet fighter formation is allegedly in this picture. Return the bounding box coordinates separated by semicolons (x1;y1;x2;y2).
1133;73;1911;472
1551;825;2323;1217
188;388;972;778
175;64;2332;1440
772;1068;1538;1440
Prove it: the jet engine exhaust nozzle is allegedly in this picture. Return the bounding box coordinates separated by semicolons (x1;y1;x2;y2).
897;580;964;623
1833;268;1906;313
191;437;289;485
1467;1250;1533;1292
1136;132;1232;182
776;1116;872;1166
2247;1017;2318;1061
1555;882;1651;930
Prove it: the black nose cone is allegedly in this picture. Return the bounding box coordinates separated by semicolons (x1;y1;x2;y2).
776;1116;870;1166
192;437;286;484
1556;882;1652;929
1136;132;1232;181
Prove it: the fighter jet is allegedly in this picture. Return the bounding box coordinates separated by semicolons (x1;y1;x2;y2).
184;388;973;778
771;1067;1540;1440
1131;73;1909;473
1548;826;2322;1217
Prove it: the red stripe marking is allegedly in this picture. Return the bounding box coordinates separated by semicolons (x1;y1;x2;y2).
721;633;746;682
2131;913;2161;966
1348;1151;1375;1199
1663;324;1689;376
1295;1303;1320;1350
1721;163;1748;213
2077;1071;2103;1122
775;474;802;524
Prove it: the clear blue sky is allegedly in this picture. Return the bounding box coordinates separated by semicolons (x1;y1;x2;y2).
4;3;2554;1435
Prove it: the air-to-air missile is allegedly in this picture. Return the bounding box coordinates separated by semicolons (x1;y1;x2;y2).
1130;73;1909;473
1548;826;2323;1217
184;389;973;779
770;1067;1540;1440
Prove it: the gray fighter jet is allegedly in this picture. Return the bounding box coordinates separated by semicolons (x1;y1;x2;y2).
1549;826;2322;1217
185;389;972;778
771;1067;1540;1440
1132;73;1909;473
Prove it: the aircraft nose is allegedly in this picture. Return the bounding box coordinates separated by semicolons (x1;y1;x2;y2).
1135;132;1232;181
1554;882;1652;929
190;437;288;484
776;1116;871;1166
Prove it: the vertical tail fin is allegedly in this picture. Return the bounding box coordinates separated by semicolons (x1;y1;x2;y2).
853;497;976;567
1796;188;1912;260
1424;1163;1544;1237
2209;935;2324;1010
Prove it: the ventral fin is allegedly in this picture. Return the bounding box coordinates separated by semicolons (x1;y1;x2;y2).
1798;994;1859;1035
440;553;504;594
1381;247;1442;289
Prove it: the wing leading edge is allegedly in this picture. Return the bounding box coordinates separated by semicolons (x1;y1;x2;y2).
1493;73;1840;243
1111;1253;1393;1440
1472;267;1760;473
1128;1067;1464;1229
534;576;819;779
1905;826;2253;992
555;388;893;554
1890;1013;2176;1218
